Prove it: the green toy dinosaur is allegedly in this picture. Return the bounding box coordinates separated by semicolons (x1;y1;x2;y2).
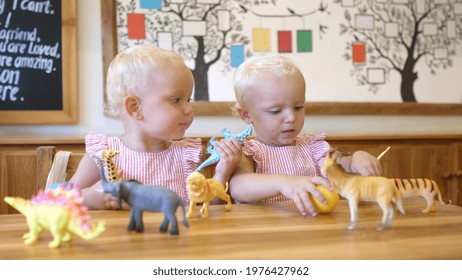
4;184;105;248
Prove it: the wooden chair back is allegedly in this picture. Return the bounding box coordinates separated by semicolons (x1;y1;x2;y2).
36;146;85;189
36;142;215;190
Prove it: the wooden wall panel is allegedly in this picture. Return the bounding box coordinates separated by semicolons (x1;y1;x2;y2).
1;151;38;214
447;143;462;206
1;135;461;214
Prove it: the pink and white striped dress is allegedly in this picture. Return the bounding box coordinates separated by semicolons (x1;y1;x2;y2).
242;133;330;203
85;131;203;204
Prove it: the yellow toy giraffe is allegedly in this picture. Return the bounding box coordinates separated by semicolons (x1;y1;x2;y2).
101;149;120;182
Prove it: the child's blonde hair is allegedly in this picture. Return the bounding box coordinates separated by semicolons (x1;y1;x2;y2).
105;44;187;118
232;54;301;115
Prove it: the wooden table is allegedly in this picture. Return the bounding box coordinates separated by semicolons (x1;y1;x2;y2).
1;198;462;260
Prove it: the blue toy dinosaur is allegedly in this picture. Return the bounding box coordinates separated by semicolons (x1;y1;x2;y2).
195;125;253;172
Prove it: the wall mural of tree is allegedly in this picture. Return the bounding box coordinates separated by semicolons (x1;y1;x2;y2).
335;0;462;102
115;0;328;101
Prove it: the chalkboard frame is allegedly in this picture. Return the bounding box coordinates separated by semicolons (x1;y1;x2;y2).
0;0;77;124
100;0;462;116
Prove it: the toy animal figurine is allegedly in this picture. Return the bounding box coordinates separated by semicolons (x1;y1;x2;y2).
186;172;232;218
101;148;120;182
195;125;253;172
322;150;405;231
94;156;189;235
390;178;451;213
4;184;105;248
221;125;253;142
374;146;450;214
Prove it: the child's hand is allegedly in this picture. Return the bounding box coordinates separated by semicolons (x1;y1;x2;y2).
213;138;243;183
90;182;130;210
102;169;130;210
280;176;332;217
215;138;242;166
350;151;382;176
103;194;130;210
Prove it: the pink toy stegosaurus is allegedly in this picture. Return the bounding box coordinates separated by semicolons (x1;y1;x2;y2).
4;184;105;248
32;184;92;232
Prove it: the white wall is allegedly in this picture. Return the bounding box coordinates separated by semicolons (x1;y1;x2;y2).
1;0;461;138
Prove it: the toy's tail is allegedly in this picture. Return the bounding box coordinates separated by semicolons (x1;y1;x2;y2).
73;220;106;240
195;155;219;172
4;197;29;215
432;179;452;206
92;156;108;185
180;200;190;228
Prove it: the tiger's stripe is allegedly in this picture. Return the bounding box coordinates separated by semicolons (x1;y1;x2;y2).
392;178;436;195
389;178;450;213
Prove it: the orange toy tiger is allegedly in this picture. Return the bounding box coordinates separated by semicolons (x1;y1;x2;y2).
323;150;405;231
390;178;451;214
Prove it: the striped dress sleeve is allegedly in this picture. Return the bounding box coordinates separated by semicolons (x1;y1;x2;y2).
85;131;108;166
242;139;264;173
181;137;203;175
298;133;330;177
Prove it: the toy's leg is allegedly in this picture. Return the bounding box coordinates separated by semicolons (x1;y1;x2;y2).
23;219;41;245
168;213;179;235
200;204;205;214
421;197;431;213
135;211;144;233
48;225;64;248
385;207;395;228
218;193;232;210
23;227;40;240
422;196;437;213
23;231;33;239
377;201;394;231
127;210;136;231
347;199;358;230
376;201;388;231
160;216;169;233
128;209;144;232
430;201;437;212
224;194;232;210
200;203;209;218
225;198;232;210
186;203;195;218
62;231;72;242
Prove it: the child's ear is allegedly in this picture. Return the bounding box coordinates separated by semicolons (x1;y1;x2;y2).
236;108;252;124
124;95;143;120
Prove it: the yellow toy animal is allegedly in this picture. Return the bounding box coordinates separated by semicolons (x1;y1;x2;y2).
322;150;405;231
4;184;105;248
186;172;232;218
390;178;451;213
101;148;120;182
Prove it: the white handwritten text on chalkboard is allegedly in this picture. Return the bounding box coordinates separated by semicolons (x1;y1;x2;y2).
0;0;62;110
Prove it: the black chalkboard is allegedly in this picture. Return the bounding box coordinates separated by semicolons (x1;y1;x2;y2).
0;0;76;124
0;0;63;111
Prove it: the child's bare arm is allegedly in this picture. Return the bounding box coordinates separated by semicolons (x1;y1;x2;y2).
80;182;108;210
69;154;105;209
79;182;130;210
69;154;129;210
229;155;331;216
69;154;100;190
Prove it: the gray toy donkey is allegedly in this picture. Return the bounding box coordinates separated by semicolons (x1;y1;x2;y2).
93;156;189;235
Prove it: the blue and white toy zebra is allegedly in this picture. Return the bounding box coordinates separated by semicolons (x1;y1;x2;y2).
195;125;253;172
